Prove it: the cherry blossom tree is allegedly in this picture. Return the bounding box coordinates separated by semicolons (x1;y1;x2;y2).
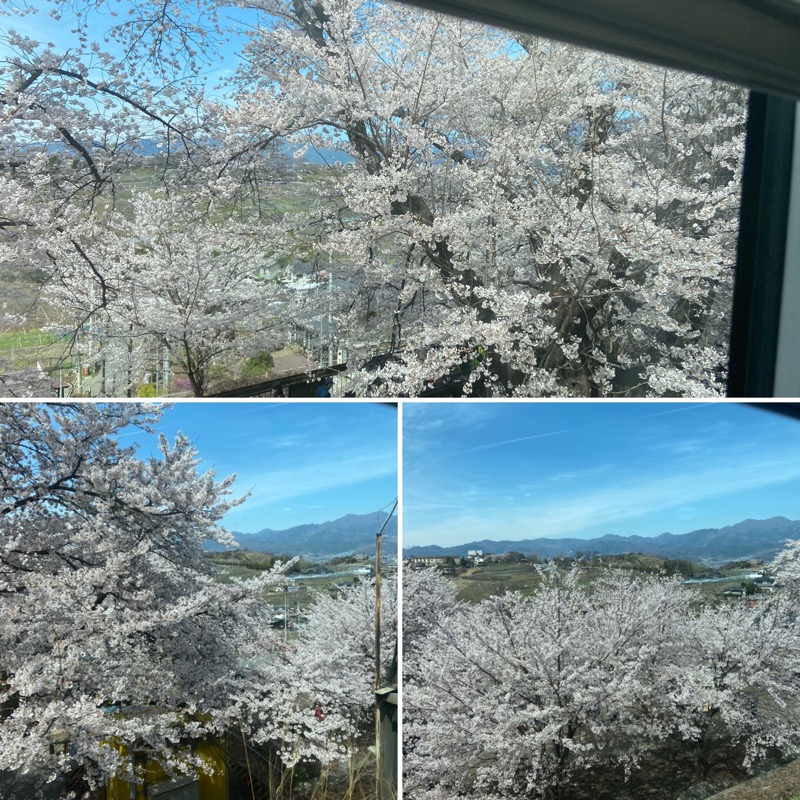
0;7;214;240
403;568;694;799
224;0;746;396
771;538;800;597
0;5;314;396
241;576;397;773
402;566;460;666
44;190;289;396
654;596;800;781
0;7;213;386
0;403;287;791
403;564;800;799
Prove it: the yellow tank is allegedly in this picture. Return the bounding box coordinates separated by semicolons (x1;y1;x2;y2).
103;738;227;800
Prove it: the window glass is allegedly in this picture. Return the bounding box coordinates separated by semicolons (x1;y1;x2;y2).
0;0;745;396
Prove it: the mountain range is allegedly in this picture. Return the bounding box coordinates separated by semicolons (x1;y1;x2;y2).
211;511;398;559
31;139;164;155
403;517;800;564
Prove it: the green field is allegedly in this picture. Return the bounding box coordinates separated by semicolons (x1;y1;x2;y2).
0;328;78;374
0;330;56;351
446;554;768;604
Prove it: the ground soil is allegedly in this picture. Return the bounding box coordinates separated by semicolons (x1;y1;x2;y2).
706;760;800;800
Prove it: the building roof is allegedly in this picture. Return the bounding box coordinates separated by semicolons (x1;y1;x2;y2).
0;367;56;398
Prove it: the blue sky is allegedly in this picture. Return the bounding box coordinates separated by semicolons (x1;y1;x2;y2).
402;401;800;549
118;400;397;534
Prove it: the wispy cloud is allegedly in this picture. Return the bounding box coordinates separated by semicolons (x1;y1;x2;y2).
233;451;395;512
410;451;800;545
636;403;714;419
665;439;708;455
468;430;568;452
548;464;612;482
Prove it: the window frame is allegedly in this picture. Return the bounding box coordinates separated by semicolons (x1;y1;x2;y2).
728;93;797;397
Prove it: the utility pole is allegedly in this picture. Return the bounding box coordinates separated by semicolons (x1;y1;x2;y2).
327;265;334;367
284;586;289;643
375;499;398;800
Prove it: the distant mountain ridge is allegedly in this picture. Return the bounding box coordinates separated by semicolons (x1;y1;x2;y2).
404;517;800;564
29;139;353;163
29;139;164;155
212;511;397;559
